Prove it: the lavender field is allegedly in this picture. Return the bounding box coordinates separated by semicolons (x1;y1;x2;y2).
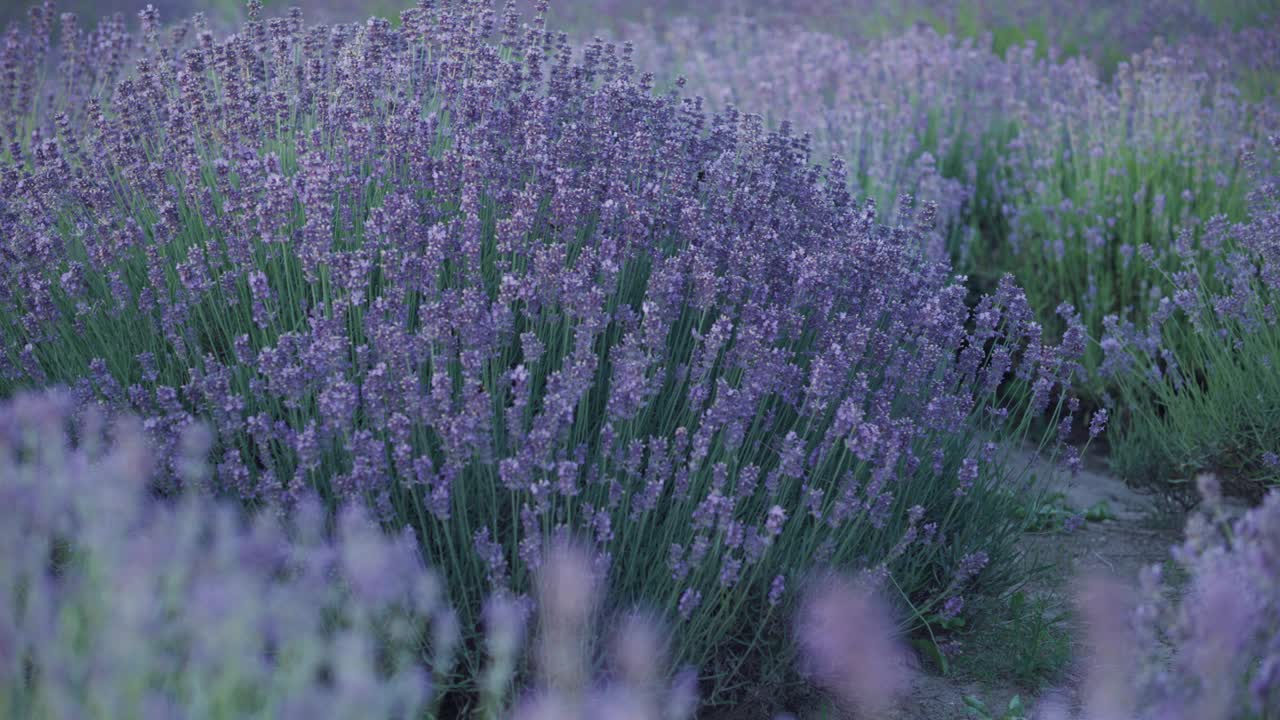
0;1;1277;718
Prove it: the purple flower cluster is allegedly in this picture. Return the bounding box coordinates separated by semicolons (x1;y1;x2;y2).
627;20;1001;248
1069;476;1280;720
794;571;911;716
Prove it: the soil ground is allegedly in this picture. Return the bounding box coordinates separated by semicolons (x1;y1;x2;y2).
885;449;1180;720
709;450;1227;720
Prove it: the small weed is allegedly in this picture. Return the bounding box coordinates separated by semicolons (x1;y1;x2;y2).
1017;492;1115;533
964;693;1029;720
910;609;967;675
1016;491;1074;532
1084;500;1116;522
954;590;1072;688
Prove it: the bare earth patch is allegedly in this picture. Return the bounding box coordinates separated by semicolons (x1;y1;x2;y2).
722;451;1212;720
884;450;1182;720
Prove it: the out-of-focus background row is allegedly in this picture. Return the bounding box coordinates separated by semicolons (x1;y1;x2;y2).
4;0;1276;72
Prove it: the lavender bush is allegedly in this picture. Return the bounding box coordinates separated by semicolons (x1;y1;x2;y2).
1103;135;1280;500
626;19;1004;257
1063;475;1280;720
0;0;1086;705
992;42;1272;384
550;0;1274;76
625;14;1275;404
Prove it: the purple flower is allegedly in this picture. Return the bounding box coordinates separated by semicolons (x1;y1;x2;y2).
940;596;964;620
668;543;689;582
1062;445;1084;476
769;574;787;607
718;554;743;589
1089;409;1109;439
955;551;989;587
474;527;509;591
316;374;358;434
678;588;702;620
765;505;787;537
795;573;909;714
954;457;979;497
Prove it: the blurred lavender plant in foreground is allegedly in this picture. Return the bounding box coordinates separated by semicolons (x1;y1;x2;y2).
794;572;911;717
0;389;707;720
1066;474;1280;720
3;387;1280;719
0;389;452;718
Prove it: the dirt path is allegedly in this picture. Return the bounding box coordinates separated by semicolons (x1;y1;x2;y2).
886;451;1182;720
707;451;1193;720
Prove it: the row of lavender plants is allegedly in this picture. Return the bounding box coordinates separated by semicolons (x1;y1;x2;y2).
15;0;1271;58
1103;135;1280;501
623;12;1280;497
5;390;1278;718
0;0;1090;708
549;0;1275;77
